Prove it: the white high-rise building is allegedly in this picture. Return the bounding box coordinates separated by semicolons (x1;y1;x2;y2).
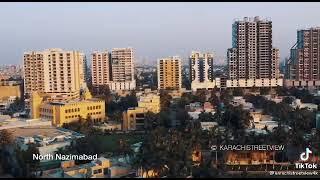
190;51;216;91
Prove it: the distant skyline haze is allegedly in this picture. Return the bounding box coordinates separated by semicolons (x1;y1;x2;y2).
1;2;320;66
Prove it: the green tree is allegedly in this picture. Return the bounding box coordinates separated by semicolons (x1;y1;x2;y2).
15;143;40;178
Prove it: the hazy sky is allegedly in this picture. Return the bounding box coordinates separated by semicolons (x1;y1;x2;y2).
1;2;320;66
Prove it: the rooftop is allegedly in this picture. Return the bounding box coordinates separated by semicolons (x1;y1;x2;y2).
6;125;84;140
48;98;103;106
0;118;51;130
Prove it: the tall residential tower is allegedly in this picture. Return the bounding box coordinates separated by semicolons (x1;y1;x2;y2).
23;48;86;97
91;48;136;91
285;27;320;88
227;16;281;88
189;51;216;91
157;56;182;90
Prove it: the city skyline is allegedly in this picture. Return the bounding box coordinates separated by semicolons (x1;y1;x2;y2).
1;2;320;65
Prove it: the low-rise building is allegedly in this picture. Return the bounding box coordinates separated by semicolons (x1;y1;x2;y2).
185;102;203;112
3;125;84;170
200;122;218;131
0;82;21;100
203;102;215;112
122;107;147;131
94;121;122;131
0;117;51;130
230;96;254;111
186;102;216;120
137;93;160;113
263;95;283;104
30;90;106;127
225;151;276;165
291;99;318;111
42;157;132;178
0;96;18;113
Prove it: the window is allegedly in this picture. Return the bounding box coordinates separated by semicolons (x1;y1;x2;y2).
93;169;102;174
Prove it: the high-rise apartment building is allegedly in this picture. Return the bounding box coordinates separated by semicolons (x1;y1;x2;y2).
227;16;281;88
285;27;320;88
23;48;86;96
90;48;136;91
190;51;217;91
157;56;182;90
91;51;111;86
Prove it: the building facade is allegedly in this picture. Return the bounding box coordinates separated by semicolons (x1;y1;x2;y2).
157;56;182;90
91;51;111;86
137;93;161;113
227;17;281;88
285;27;320;88
110;48;136;90
30;90;105;127
23;48;87;96
122;107;147;131
189;51;216;91
90;48;136;91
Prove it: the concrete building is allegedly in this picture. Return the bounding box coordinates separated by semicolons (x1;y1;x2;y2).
109;48;136;90
200;122;218;131
6;125;84;162
189;51;215;91
0;117;51;130
285;27;320;89
291;99;318;111
157;56;182;90
227;16;281;88
23;48;87;96
94;121;122;131
225;151;276;165
230;96;254;111
186;102;215;120
137;93;161;113
90;48;136;91
0;96;17;113
122;107;147;131
23;48;87;115
0;82;21;100
42;156;134;178
91;51;111;87
30;90;105;127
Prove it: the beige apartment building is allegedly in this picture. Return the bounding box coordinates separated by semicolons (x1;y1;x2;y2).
91;48;136;91
157;56;182;90
91;51;111;86
227;16;281;88
23;48;86;96
285;27;320;88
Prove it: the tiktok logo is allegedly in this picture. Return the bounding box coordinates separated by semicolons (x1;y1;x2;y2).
300;147;312;161
295;147;317;169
